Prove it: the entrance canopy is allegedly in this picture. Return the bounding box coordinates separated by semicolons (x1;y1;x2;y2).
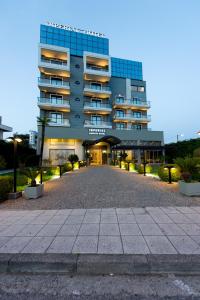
83;135;121;147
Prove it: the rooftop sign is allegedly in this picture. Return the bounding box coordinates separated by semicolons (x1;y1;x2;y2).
46;22;106;38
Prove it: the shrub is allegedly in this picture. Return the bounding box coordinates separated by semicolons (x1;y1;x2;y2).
0;155;6;170
125;162;135;171
17;174;28;186
157;164;181;182
175;157;200;182
20;168;40;187
137;163;152;174
62;162;72;173
68;154;79;170
0;176;13;200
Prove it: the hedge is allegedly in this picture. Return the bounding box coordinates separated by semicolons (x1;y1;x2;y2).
0;176;13;200
137;163;152;174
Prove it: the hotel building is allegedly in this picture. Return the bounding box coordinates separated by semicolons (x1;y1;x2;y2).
37;23;164;165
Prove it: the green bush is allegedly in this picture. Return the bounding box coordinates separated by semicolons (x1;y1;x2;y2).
137;163;152;174
175;157;200;181
17;174;28;186
157;164;181;182
0;176;13;200
62;162;72;173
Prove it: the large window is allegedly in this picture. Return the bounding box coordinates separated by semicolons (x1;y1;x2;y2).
131;85;145;92
115;96;124;103
50;113;63;124
49;149;75;165
91;115;102;125
116;123;126;130
50;94;63;104
116;110;125;117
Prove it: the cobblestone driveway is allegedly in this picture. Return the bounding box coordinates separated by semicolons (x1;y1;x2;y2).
1;166;200;210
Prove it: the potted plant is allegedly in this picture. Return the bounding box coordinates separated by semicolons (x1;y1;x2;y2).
68;154;79;170
21;168;44;199
175;157;200;196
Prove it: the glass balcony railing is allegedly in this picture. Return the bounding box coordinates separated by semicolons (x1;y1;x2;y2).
41;57;68;66
38;98;70;106
84;84;111;92
48;118;70;127
84;120;112;128
38;78;70;88
114;99;150;107
114;114;151;121
115;127;151;131
84;102;112;109
86;64;109;72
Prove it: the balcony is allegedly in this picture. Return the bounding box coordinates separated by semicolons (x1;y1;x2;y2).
83;84;111;98
48;118;70;127
83;102;112;114
38;44;70;77
113;114;151;123
84;120;112;129
37;98;70;112
83;51;111;81
113;99;151;110
38;78;70;95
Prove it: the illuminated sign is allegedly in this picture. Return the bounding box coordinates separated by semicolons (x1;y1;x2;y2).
88;128;106;135
46;22;105;38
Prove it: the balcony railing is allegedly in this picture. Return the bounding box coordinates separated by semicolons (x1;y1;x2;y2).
84;102;112;109
86;64;109;72
114;99;150;108
114;114;151;122
84;84;111;92
38;97;70;106
41;57;68;66
84;120;112;128
38;78;70;88
115;127;152;131
48;118;70;127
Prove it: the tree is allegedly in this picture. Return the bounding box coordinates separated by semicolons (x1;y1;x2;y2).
37;116;50;183
68;154;79;170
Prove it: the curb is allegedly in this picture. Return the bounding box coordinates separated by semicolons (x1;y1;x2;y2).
1;253;200;275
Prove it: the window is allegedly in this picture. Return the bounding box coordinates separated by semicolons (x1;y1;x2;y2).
91;82;101;90
116;123;126;130
91;115;102;125
132;124;142;130
75;64;80;68
138;86;145;92
75;114;80;118
91;99;101;107
51;77;62;85
50;113;63;124
75;81;80;85
133;112;142;118
116;110;125;117
131;85;145;92
115;96;124;103
50;94;63;104
75;97;80;101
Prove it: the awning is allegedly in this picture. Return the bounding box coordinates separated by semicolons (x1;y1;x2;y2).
83;135;121;147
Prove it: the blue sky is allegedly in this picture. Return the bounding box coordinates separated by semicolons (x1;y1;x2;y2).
0;0;200;143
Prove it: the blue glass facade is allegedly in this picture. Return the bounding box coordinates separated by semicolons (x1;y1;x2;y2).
111;58;143;81
40;25;109;57
40;24;143;80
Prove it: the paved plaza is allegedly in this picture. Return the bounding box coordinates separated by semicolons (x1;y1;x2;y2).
1;206;200;254
1;166;200;210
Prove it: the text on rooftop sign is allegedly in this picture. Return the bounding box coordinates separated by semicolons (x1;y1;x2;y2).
46;22;105;38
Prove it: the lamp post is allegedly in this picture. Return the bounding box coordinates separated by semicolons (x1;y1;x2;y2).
164;165;174;184
6;137;22;198
177;133;184;142
143;161;147;176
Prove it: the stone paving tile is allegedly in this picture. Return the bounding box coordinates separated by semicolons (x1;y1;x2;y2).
21;237;54;253
98;236;123;254
79;224;99;236
191;207;200;213
178;223;200;235
47;236;76;253
55;209;72;216
65;215;84;224
167;213;194;224
85;209;102;214
122;236;150;254
57;224;81;236
0;236;32;253
119;224;141;236
70;209;86;216
167;236;200;254
0;225;9;232
132;208;146;215
144;236;177;254
157;223;186;236
138;224;164;235
117;214;136;224
72;236;98;253
82;214;100;224
160;207;179;214
30;215;54;225
0;224;26;237
14;216;38;225
0;237;12;248
135;214;155;224
116;208;133;214
190;236;200;245
16;224;44;237
100;224;120;236
184;214;200;223
101;208;116;214
150;213;174;224
48;215;69;225
36;225;62;237
176;207;196;214
100;214;118;224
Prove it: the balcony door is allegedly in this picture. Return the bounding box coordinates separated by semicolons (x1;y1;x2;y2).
91;82;102;90
133;111;141;118
116;110;125;117
51;76;62;86
50;112;63;124
50;94;63;105
91;98;102;108
91;115;102;125
116;96;124;104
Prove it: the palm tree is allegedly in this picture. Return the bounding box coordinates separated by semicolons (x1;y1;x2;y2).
37;116;50;183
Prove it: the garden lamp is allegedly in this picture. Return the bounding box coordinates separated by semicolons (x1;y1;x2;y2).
164;165;175;184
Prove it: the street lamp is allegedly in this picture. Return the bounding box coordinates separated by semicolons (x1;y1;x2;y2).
6;137;22;198
143;161;148;176
164;165;175;184
177;133;184;142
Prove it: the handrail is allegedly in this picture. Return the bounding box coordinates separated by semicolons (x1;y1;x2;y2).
38;97;70;106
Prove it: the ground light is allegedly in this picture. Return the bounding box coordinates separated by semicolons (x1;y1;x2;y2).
6;137;22;198
164;165;175;184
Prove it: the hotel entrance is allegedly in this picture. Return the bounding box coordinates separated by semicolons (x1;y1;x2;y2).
90;145;108;165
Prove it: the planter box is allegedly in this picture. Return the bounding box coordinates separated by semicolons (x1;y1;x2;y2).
24;184;44;199
179;180;200;196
